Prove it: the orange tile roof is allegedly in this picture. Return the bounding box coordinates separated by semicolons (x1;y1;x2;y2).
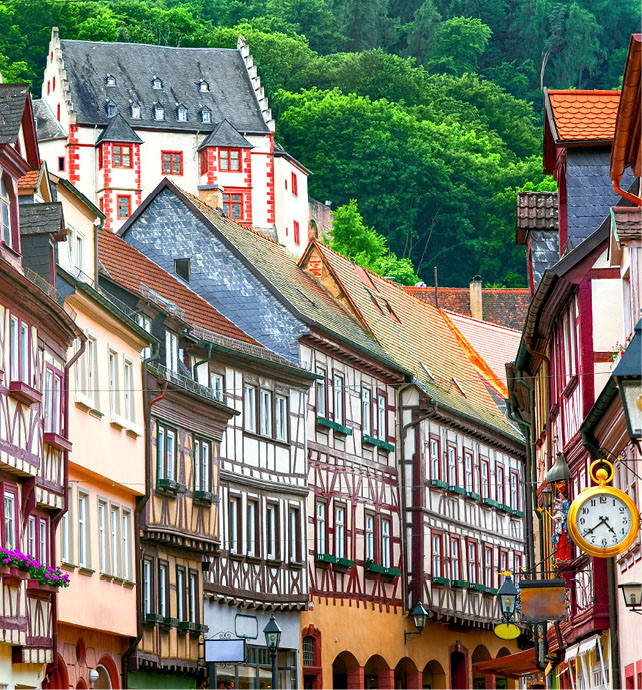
301;242;520;440
98;228;259;345
18;169;40;190
547;89;621;143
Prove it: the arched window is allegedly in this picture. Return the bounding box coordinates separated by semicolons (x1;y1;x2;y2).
303;636;316;667
199;80;209;92
1;176;16;250
201;109;211;124
130;103;141;120
152;77;163;90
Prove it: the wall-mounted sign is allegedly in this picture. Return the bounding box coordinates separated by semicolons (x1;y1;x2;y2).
494;623;521;640
519;579;567;623
205;639;246;664
235;613;259;639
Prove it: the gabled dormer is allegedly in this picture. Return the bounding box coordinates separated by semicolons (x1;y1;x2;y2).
198;119;253;185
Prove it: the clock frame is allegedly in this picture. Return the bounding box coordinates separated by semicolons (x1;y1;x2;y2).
567;460;640;558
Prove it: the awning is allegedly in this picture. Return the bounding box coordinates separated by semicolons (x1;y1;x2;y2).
578;634;601;656
472;649;539;679
565;644;579;661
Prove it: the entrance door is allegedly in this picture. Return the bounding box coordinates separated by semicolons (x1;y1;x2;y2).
450;651;468;689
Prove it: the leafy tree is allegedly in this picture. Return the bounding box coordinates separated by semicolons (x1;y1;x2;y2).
264;0;344;53
426;16;492;76
327;200;419;284
405;0;441;65
331;0;396;51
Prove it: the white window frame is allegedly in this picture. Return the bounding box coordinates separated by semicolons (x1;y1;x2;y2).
334;506;345;559
362;388;372;435
165;330;179;374
333;374;344;424
78;493;89;568
275;394;288;442
109;349;121;417
381;518;391;569
122;510;131;581
158;561;168;617
289;506;299;563
377;393;386;440
266;503;277;560
210;372;224;401
365;513;374;561
316;367;326;417
39;518;48;565
229;497;239;554
98;500;107;573
260;389;272;437
316;501;326;554
247;500;257;557
244;384;257;433
110;505;119;577
143;559;152;615
28;514;36;557
124;359;134;423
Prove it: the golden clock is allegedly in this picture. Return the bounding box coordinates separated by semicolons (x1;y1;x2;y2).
567;460;640;558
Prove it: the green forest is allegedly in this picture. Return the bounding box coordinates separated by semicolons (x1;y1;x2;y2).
0;0;638;286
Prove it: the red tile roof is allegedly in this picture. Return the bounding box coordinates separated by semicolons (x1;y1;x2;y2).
97;228;259;345
612;206;642;242
516;191;558;244
547;89;621;143
404;287;530;331
18;169;40;190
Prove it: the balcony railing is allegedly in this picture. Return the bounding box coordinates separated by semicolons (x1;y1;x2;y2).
24;267;76;320
147;362;223;404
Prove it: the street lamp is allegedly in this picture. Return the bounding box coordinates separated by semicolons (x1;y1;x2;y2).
545;451;572;484
497;575;519;621
619;582;642;615
404;602;428;642
263;614;282;689
541;486;553;510
613;321;642;442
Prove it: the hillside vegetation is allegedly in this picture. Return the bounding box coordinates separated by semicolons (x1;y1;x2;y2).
0;0;636;285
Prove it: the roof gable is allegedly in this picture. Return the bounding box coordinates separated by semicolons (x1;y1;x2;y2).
0;84;39;168
545;89;620;144
198;119;252;150
95;113;143;144
33;98;67;142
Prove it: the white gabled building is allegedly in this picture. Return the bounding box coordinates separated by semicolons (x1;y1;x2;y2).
35;27;310;256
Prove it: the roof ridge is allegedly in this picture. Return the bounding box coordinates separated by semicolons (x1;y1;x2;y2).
61;38;238;52
547;89;621;95
443;309;522;333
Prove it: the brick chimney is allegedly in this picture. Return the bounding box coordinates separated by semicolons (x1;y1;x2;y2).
470;275;483;320
197;184;223;210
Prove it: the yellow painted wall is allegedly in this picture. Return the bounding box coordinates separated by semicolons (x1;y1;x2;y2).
0;643;42;688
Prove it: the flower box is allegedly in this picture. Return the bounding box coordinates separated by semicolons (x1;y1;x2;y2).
451;579;469;589
365;560;386;575
498;503;512;513
469;582;485;592
448;485;467;496
178;620;197;633
363;434;394;453
196;623;209;633
465;491;481;501
482;498;499;509
485;587;498;595
161;616;179;628
156;478;179;494
27;580;56;594
512;510;525;518
384;567;401;578
429;479;448;490
9;380;42;406
334;557;354;570
432;576;450;586
144;613;164;625
316;417;353;436
316;553;337;565
193;490;213;505
43;432;73;452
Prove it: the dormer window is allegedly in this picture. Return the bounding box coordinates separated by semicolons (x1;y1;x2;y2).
152;77;163;90
153;104;165;121
201;109;211;124
199;80;209;92
130;103;141;119
106;102;117;118
165;329;179;374
105;74;117;87
177;105;188;122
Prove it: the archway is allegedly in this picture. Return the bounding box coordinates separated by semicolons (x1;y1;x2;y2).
450;650;468;690
76;680;88;689
495;648;511;689
394;657;420;689
43;654;69;690
96;656;120;689
333;651;361;690
423;660;447;689
364;654;392;689
472;645;492;689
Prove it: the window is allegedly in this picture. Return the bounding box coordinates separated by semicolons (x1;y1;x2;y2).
210;372;224;402
53;76;56;90
365;513;374;561
291;172;298;196
480;457;490;498
39;518;49;565
58;156;65;172
98;500;107;572
229;497;240;553
260;389;272;436
137;315;152;360
483;545;493;588
153;104;165;121
152;77;162;89
20;321;29;384
381;518;391;569
377;394;386;441
315;367;327;417
431;532;443;578
450;537;461;581
10;316;32;386
78;493;88;568
28;515;36;557
362;388;372;435
447;445;458;486
109;350;120;417
289;506;300;562
464;450;474;493
316;501;326;554
244;384;257;433
333;374;344;424
106;102;117;118
57;104;61;121
247;500;258;557
199;150;208;175
201;109;211;124
156;422;176;481
293;220;300;245
222;193;243;219
113;145;131;168
122;510;131;580
162;151;182;175
110;505;119;576
158;561;168;617
124;360;134;424
199;80;209;92
189;570;199;622
3;488;16;550
467;540;478;583
266;503;277;560
105;75;116;87
510;470;520;511
130;103;141;119
303;636;315;667
176;566;187;621
117;195;130;219
562;301;578;385
334;505;345;558
194;438;211;492
514;552;522;584
424;437;440;486
165;329;179;374
1;176;14;249
177;106;188;122
61;502;70;563
44;369;54;431
175;258;190;282
219;149;241;171
496;463;505;505
499;549;508;581
143;559;153;615
98;146;104;170
275;394;288;442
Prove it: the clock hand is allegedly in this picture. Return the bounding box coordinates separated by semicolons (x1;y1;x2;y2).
584;518;607;536
602;518;618;538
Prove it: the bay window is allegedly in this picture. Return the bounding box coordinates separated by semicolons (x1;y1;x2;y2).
219;149;241;172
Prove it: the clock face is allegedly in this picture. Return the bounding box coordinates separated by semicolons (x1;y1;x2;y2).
575;492;633;550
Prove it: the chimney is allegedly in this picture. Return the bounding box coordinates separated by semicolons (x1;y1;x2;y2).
470;275;483;320
197;184;223;210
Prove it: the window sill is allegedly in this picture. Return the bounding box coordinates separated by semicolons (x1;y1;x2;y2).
9;380;42;406
242;430;291;448
61;562;76;572
156;479;186;496
316;416;352;436
429;479;448;490
126;423;143;437
229;552;244;562
43;432;72;452
78;566;95;576
246;555;262;564
75;395;103;417
288;560;304;570
448;485;467;496
193;490;214;506
363;434;394;453
100;572;114;581
265;557;282;567
109;414;127;430
562;375;578;398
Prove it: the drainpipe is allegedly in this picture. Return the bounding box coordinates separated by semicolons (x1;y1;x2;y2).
612;180;641;207
193;342;212;380
48;338;85;681
121;346;160;687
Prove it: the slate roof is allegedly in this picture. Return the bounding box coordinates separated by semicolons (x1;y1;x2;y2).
612;206;642;242
59;39;269;134
198;119;252;151
97;227;259;345
516;191;558;242
0;84;29;144
546;89;621;143
95;113;142;144
404;286;530;331
304;242;520;440
19;202;64;235
32;99;66;141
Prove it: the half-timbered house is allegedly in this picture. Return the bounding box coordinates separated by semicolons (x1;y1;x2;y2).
0;84;82;688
